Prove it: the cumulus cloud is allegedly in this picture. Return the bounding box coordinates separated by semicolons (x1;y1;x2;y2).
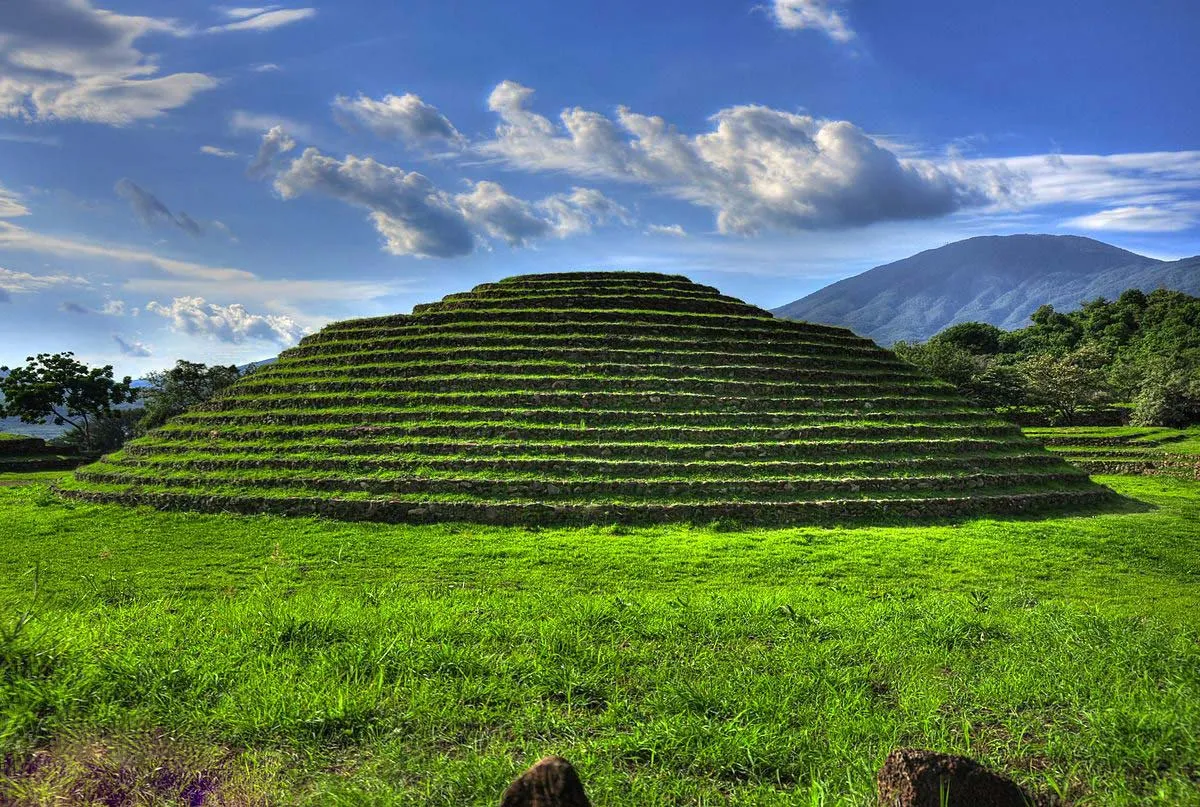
208;7;316;33
647;223;688;237
333;92;465;148
479;82;1009;234
146;296;306;344
271;147;630;257
112;334;151;356
538;186;631;237
201;145;239;158
274;148;475;257
454;181;549;247
247;125;297;178
115;178;203;236
770;0;856;42
0;0;217;125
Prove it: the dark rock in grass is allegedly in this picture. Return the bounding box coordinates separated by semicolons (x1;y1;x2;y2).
500;756;590;807
876;748;1032;807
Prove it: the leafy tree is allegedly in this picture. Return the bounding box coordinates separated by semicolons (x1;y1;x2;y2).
931;321;1006;355
894;339;1025;409
60;409;146;453
140;360;241;429
1018;345;1110;425
1130;366;1200;427
0;352;136;450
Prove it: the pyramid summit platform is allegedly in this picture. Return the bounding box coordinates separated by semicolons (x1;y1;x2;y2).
61;271;1116;524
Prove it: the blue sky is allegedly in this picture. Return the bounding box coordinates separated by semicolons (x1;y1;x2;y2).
1;0;1198;374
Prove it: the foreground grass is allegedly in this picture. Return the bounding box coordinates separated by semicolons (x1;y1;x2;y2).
1;477;1199;804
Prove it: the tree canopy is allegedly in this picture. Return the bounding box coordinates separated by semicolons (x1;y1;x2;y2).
140;360;241;430
893;288;1200;425
0;352;137;449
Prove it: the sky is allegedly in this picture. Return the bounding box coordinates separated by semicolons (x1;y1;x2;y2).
1;0;1199;375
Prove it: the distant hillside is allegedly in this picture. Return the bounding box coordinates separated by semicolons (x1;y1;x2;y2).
773;234;1200;344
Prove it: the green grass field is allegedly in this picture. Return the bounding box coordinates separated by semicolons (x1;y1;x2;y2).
2;473;1199;805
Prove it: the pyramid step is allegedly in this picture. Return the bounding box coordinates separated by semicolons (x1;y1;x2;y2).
56;484;1117;525
201;390;970;414
171;406;999;428
247;362;925;387
314;314;864;343
123;436;1029;462
474;278;722;295
411;295;772;318
75;466;1090;500
222;375;949;399
115;451;1063;477
149;421;1018;445
440;285;730;304
278;345;902;372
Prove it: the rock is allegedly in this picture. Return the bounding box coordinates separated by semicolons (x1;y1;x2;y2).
500;756;590;807
876;748;1031;807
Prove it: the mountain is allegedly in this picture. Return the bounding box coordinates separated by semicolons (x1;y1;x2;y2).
773;234;1200;344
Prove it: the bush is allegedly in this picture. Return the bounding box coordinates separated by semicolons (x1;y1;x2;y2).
1131;371;1200;427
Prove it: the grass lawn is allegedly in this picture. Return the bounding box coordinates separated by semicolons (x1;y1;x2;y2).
2;476;1199;805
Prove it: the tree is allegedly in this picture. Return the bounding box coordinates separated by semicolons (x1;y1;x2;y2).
1130;365;1200;427
140;360;240;429
0;352;137;450
931;321;1005;355
1018;345;1109;425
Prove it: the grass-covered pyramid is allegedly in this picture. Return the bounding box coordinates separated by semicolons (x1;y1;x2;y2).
61;272;1115;524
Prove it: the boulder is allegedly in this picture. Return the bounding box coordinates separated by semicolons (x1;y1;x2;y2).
876;748;1032;807
500;756;590;807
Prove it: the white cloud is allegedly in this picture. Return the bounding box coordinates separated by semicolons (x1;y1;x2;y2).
0;185;29;217
0;266;87;294
210;220;238;242
770;0;855;42
230;109;314;140
146;296;307;344
274;148;475;257
201;145;239;158
113;334;151;356
538;186;631;237
454;181;549;247
115;178;203;236
971;151;1200;208
0;220;254;282
271;146;630;257
964;150;1200;232
218;7;278;20
0;0;217;125
102;299;127;316
248;125;297;177
207;8;315;33
1061;204;1200;233
333;92;465;148
252;62;282;72
479;81;1010;234
647;223;688;237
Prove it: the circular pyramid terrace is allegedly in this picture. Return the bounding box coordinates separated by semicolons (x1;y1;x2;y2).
61;272;1115;525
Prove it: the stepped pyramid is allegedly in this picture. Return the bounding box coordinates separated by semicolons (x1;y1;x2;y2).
62;272;1114;524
